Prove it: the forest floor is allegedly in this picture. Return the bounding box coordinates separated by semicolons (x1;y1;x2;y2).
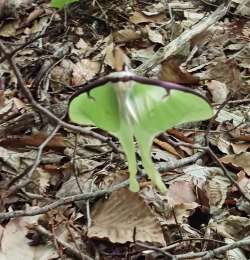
0;0;250;259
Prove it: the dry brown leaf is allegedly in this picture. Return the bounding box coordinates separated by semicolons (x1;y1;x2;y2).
242;21;250;38
209;215;250;240
225;238;248;260
30;16;49;34
51;59;74;87
113;29;142;43
167;129;193;144
36;168;50;193
205;173;230;213
72;59;100;85
204;59;242;92
0;133;67;148
56;172;98;209
75;38;89;50
184;10;204;21
165;202;198;225
0;214;58;260
231;142;250;154
160;57;199;85
167;181;196;206
24;7;44;25
237;171;250;214
215;136;231;154
113;47;130;71
235;0;250;16
104;45;130;70
0;89;4;108
216;109;245;127
129;11;166;24
88;188;165;245
146;26;164;44
0;20;19;37
220;152;250;175
233;135;250;142
104;42;115;68
154;138;181;158
207;80;229;103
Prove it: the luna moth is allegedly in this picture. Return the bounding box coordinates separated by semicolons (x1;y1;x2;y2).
68;71;213;193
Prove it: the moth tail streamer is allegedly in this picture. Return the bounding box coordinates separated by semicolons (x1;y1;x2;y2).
137;133;167;193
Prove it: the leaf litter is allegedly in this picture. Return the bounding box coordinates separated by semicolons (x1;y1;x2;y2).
0;0;250;259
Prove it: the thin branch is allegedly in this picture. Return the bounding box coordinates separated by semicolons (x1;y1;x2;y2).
0;151;204;220
134;1;231;75
0;41;120;153
213;98;250;106
0;33;49;63
207;147;250;203
204;93;232;146
202;237;250;260
174;236;250;259
163;238;226;251
0;181;125;220
35;225;94;260
7;124;61;195
203;93;250;202
136;242;176;259
157;150;206;173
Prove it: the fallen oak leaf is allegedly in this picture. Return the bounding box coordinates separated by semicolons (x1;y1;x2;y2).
88;188;165;245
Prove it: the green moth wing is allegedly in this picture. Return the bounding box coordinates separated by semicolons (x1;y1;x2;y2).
68;74;213;193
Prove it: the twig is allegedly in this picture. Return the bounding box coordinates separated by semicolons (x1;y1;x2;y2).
0;33;49;63
86;177;97;228
202;237;250;260
174;236;250;259
136;241;176;259
203;93;250;203
135;2;231;75
204;93;232;146
7;124;61;195
35;225;93;260
206;147;250;203
164;136;250;202
163;238;226;251
0;151;205;220
157;151;205;173
172;208;183;240
198;0;250;18
51;222;64;259
0;181;125;220
0;41;120;153
66;224;84;259
213;98;250;106
72;133;84;193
